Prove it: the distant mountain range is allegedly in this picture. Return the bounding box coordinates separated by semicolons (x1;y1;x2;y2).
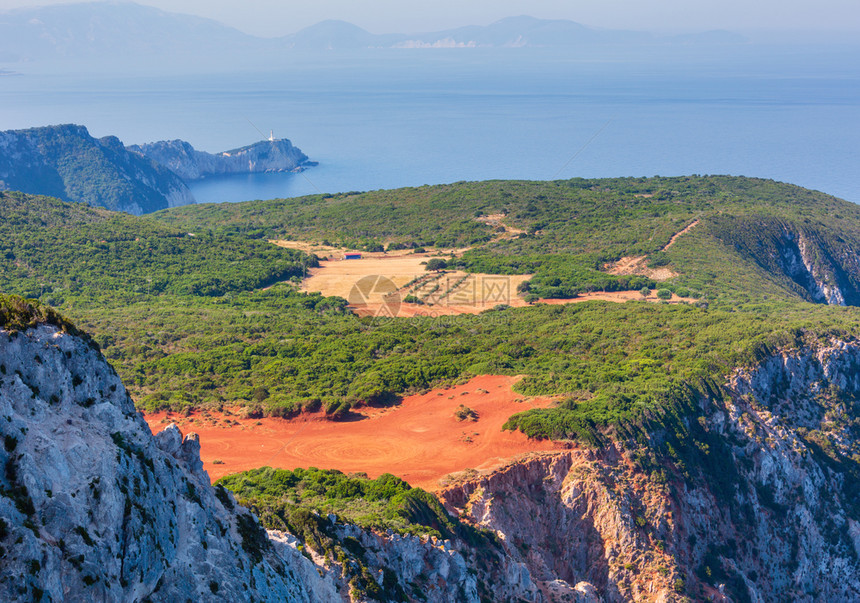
0;2;746;63
0;2;260;63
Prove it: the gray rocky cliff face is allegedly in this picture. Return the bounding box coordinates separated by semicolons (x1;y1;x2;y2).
0;323;554;603
0;325;341;602
781;231;848;306
769;226;860;307
322;519;544;602
671;340;860;602
708;215;860;307
128;138;312;181
439;340;860;603
441;452;656;603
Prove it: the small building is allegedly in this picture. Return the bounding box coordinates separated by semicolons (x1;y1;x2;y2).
344;253;362;260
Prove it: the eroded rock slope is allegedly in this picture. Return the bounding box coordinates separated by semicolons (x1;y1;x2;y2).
440;340;860;602
0;320;553;603
0;324;341;601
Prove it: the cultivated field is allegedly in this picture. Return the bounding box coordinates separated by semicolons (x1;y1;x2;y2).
276;243;533;315
274;238;690;316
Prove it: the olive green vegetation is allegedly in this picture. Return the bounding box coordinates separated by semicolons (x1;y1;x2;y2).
217;467;481;540
80;286;860;446
4;178;860;448
0;294;89;342
153;175;860;303
218;467;501;600
0;191;314;300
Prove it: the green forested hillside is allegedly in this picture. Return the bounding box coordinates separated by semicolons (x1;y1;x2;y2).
0;124;193;214
218;467;481;539
154;176;860;303
0;191;312;299
3;178;860;450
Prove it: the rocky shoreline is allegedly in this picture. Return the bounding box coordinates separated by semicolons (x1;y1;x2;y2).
127;138;313;182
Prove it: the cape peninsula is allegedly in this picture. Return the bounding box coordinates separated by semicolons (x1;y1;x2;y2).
0;124;313;215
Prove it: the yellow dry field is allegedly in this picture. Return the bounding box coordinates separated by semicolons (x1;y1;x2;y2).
303;253;452;299
274;240;691;316
295;249;531;315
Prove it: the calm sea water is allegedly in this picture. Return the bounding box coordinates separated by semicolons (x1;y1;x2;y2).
1;47;859;203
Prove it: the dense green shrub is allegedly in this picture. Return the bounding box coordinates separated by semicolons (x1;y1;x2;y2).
6;178;860;450
219;467;460;539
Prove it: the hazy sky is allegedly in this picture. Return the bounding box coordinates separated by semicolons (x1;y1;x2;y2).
4;0;859;37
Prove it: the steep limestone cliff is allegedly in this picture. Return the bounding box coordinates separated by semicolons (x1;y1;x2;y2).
440;340;860;603
0;323;344;601
707;215;860;306
288;518;544;602
0;315;551;603
441;452;677;602
127;138;313;181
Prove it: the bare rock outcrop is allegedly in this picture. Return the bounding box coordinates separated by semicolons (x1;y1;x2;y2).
440;340;860;602
0;324;340;601
441;451;673;602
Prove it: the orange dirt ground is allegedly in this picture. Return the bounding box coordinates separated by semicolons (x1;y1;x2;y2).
144;376;563;491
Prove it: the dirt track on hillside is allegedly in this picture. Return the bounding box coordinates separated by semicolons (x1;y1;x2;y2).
603;220;699;281
145;376;563;491
662;219;699;251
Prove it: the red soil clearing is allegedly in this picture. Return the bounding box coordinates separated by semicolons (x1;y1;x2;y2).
144;376;562;491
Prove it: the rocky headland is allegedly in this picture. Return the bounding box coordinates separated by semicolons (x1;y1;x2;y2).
127;138;315;181
0;125;314;215
0;125;195;215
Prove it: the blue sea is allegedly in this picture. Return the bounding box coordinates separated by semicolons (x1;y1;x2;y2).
1;46;859;204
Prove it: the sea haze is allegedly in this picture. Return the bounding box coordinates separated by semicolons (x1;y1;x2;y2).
1;46;859;204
